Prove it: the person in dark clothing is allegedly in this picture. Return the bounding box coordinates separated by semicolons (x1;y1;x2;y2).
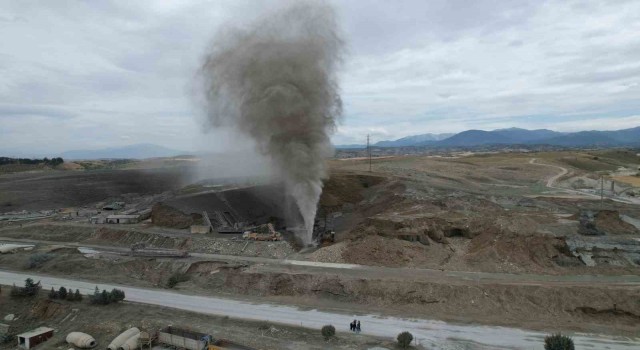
356;320;361;333
349;321;354;331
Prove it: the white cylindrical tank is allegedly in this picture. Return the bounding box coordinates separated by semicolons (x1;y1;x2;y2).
66;332;97;348
118;334;140;350
107;328;140;350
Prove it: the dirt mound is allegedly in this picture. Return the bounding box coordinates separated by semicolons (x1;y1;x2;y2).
320;173;386;209
595;210;639;235
341;235;434;267
308;241;347;263
31;299;68;319
570;306;640;325
152;202;201;228
466;232;580;273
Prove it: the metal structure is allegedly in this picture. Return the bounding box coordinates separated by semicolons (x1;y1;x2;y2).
157;327;209;350
17;327;54;349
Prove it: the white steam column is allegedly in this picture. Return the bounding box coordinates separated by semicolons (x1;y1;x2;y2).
197;2;344;244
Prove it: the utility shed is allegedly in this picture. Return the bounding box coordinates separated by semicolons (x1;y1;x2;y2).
106;214;140;224
157;327;209;350
17;327;54;349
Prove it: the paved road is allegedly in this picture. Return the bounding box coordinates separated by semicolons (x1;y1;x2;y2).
1;270;638;350
2;236;640;287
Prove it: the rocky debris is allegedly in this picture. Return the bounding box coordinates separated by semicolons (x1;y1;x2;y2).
191;237;294;259
308;242;347;263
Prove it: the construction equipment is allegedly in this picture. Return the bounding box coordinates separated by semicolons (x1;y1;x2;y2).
242;223;282;241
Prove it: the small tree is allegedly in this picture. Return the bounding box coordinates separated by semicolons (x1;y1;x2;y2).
321;325;335;340
23;278;40;297
89;286;101;305
101;290;109;304
74;289;83;301
544;333;574;350
58;286;68;299
48;287;57;299
66;288;75;301
397;331;413;348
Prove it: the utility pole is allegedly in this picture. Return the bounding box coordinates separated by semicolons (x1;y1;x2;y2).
367;134;372;172
600;175;604;209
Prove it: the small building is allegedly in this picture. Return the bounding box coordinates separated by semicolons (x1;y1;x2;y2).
106;214;140;224
89;216;106;224
17;327;54;349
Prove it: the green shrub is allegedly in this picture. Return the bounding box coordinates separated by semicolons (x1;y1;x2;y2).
48;287;57;299
89;286;125;305
11;278;41;298
321;325;335;340
58;286;68;299
74;289;83;301
166;273;189;288
544;333;574;350
27;253;53;269
397;331;413;348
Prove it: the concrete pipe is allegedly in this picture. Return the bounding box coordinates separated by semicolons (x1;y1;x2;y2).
107;328;140;350
66;332;97;348
118;334;140;350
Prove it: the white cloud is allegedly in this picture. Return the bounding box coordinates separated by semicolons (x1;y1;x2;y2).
1;0;639;152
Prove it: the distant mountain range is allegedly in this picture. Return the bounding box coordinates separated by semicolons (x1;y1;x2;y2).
336;127;640;149
61;143;186;160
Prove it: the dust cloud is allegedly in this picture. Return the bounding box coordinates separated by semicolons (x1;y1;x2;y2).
198;1;344;244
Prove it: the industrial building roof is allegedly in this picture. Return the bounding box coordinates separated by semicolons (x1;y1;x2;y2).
17;327;54;338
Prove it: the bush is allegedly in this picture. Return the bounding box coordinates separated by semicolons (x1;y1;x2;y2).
321;325;335;340
166;273;189;288
27;253;53;269
74;289;83;301
48;287;57;299
544;333;574;350
11;278;41;298
89;286;125;305
397;331;413;348
66;288;76;301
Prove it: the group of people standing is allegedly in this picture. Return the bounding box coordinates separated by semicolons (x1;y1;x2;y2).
349;319;361;333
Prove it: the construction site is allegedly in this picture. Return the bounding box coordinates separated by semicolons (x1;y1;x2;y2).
0;149;639;349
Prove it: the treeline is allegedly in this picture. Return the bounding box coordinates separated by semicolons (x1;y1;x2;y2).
8;278;125;306
0;157;64;166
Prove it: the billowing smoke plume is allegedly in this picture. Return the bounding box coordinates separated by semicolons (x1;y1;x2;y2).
199;2;344;244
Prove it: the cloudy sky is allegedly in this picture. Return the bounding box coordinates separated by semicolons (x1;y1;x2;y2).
1;0;640;155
